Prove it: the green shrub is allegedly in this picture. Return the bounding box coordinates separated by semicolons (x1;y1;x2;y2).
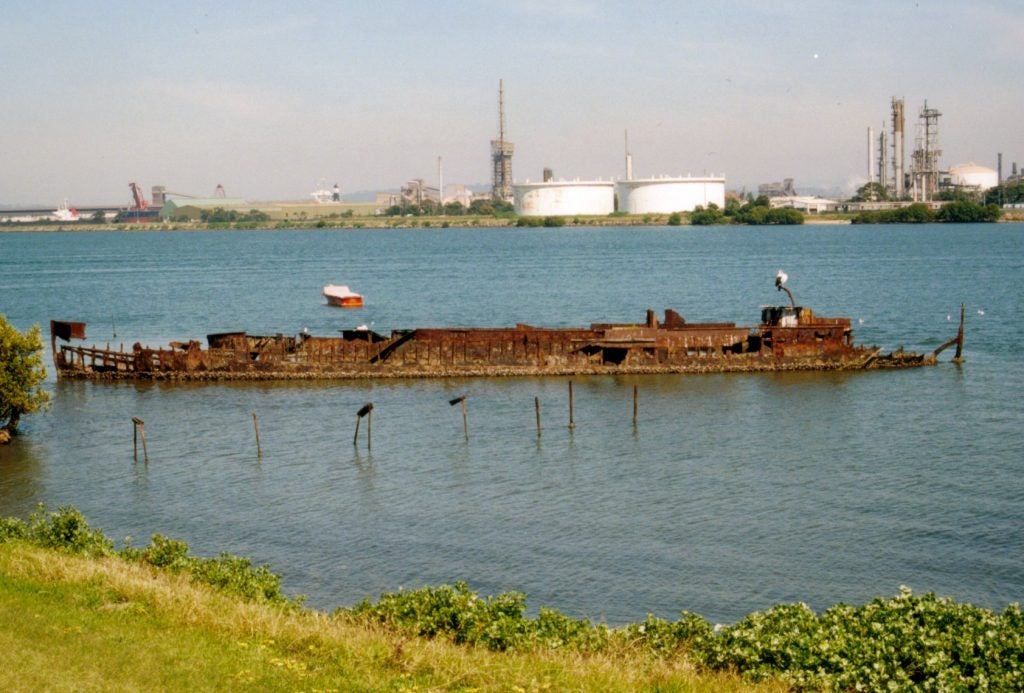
141;534;191;571
189;553;287;604
26;505;114;557
349;582;537;651
624;612;714;657
0;516;28;542
690;205;726;225
701;588;1024;690
515;216;543;227
667;212;683;226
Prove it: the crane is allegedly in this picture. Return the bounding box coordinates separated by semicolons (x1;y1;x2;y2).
128;182;149;211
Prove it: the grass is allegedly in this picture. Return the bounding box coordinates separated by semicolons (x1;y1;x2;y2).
0;542;781;692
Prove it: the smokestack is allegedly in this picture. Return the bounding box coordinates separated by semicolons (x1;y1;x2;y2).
624;129;633;181
868;127;874;184
998;152;1003;186
543;168;553;182
892;97;905;198
878;128;888;190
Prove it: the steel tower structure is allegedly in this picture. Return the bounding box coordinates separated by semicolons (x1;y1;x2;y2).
490;80;514;202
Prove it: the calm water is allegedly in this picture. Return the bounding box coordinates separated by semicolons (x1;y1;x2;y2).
1;224;1022;625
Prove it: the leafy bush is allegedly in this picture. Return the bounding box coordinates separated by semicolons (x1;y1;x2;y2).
689;204;726;225
623;612;714;657
666;212;683;226
854;203;937;224
702;588;1024;690
21;505;114;557
515;216;544;227
542;216;566;227
132;533;288;604
936;200;1002;222
141;534;191;571
0;516;28;542
188;553;287;604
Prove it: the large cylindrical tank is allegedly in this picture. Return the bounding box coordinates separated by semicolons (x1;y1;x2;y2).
947;163;998;191
513;180;615;216
616;176;726;214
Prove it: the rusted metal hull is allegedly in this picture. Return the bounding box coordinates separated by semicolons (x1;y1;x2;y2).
51;304;951;382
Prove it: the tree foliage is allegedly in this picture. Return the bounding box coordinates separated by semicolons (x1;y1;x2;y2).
851;181;891;202
689;204;726;225
985;182;1024;206
0;315;50;435
853;201;1001;224
935;200;1002;223
198;208;269;223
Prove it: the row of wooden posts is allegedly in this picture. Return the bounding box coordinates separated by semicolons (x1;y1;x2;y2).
131;381;642;459
350;381;643;449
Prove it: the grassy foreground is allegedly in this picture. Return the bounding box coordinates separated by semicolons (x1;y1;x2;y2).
4;507;1023;692
0;541;770;692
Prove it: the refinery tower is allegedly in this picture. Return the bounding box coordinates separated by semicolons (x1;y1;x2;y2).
491;80;514;202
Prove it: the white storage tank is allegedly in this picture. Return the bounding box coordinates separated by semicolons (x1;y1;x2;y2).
616;176;726;214
513;180;615;216
947;163;998;191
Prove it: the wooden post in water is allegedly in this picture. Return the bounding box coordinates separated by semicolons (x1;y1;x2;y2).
633;384;639;426
954;302;965;362
131;417;148;462
448;395;469;440
354;403;373;449
535;396;542;438
252;412;262;457
568;381;575;430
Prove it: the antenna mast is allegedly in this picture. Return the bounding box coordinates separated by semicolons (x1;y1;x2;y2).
490;80;514;201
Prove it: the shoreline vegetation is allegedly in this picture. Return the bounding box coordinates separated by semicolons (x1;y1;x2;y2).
1;506;1021;691
2;203;1021;234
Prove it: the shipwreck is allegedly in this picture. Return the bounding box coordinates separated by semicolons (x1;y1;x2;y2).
50;275;964;382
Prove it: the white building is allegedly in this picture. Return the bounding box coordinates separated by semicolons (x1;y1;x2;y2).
513;180;615;217
769;196;837;214
616;176;726;214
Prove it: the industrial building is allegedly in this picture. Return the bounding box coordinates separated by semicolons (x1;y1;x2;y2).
616;175;726;214
513;179;615;216
769;196;837;214
159;197;252;221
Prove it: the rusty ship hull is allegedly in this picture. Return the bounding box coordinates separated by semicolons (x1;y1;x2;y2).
51;302;962;382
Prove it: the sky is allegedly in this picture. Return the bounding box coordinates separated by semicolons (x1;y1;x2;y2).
2;0;1022;206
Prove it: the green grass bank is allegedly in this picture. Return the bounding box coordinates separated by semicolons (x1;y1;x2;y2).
2;507;1022;691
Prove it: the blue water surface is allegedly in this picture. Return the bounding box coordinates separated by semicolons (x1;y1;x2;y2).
1;223;1021;624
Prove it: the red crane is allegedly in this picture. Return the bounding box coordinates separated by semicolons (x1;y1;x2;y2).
128;182;149;211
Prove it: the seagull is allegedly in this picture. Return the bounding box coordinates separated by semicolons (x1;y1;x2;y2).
775;269;788;289
977;309;985;316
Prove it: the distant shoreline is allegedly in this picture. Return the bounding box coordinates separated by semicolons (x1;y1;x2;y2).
2;211;1021;233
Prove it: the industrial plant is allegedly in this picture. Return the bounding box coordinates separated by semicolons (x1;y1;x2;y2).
3;83;1021;226
866;97;1008;201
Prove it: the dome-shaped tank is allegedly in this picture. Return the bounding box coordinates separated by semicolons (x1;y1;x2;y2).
948;163;998;191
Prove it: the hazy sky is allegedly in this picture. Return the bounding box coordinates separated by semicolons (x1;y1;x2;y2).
2;0;1022;205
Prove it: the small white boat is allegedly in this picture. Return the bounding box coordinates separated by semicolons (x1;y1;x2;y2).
53;199;80;222
323;284;364;308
